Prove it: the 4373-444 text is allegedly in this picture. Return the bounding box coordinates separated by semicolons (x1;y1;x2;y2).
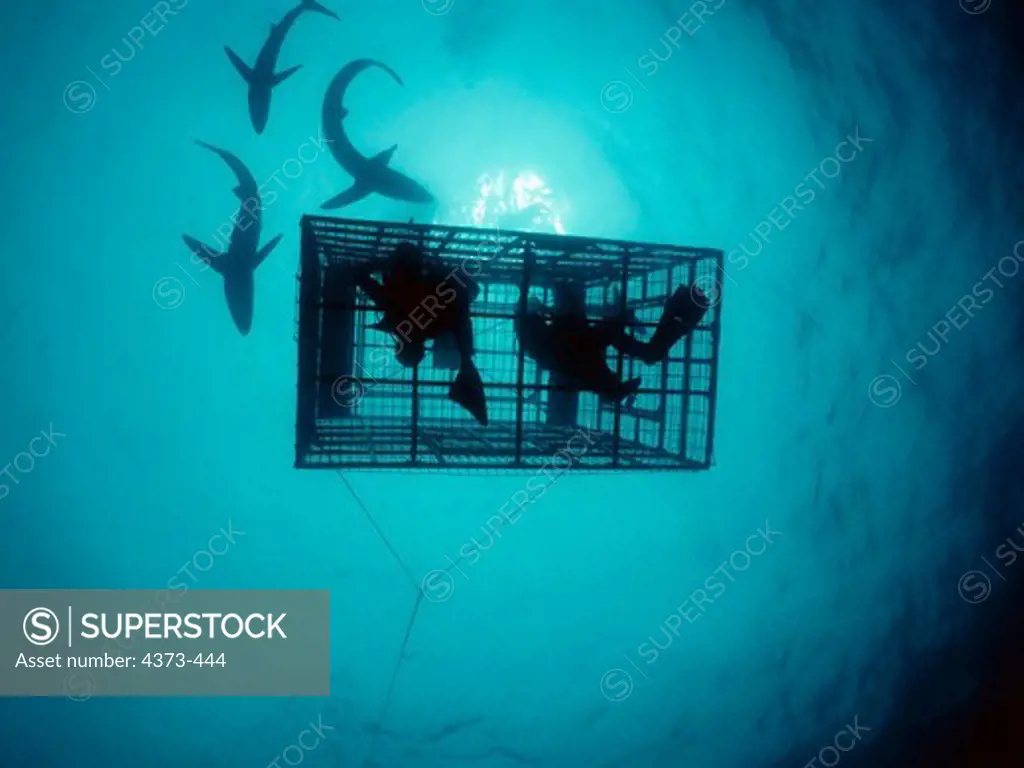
141;652;226;668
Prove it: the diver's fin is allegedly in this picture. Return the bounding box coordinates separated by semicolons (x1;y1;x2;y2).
224;47;254;83
321;179;372;209
370;145;398;167
253;234;282;269
642;285;708;363
182;235;226;274
303;0;340;19
449;364;488;426
271;64;302;87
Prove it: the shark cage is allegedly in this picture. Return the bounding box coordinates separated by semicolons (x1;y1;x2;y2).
294;216;724;472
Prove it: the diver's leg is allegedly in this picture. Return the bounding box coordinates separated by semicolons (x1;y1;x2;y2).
636;284;709;364
452;307;475;360
353;271;387;309
595;371;643;404
616;376;643;400
607;321;650;359
596;312;658;361
431;333;461;370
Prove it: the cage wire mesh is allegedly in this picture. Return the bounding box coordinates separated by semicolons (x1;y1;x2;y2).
295;216;723;473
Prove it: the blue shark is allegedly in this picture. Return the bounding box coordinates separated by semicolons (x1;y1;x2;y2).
225;0;339;134
182;141;283;335
320;59;434;209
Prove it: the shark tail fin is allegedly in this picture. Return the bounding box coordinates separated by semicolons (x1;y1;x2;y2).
271;64;302;87
253;234;283;270
182;235;227;275
321;179;372;210
224;47;254;83
302;0;340;19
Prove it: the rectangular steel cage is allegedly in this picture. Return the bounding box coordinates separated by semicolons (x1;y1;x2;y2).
294;216;724;472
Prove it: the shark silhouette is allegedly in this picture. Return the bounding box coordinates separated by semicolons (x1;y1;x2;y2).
320;59;434;209
225;0;339;134
182;141;282;335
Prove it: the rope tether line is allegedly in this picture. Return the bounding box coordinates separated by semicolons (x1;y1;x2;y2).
336;471;425;763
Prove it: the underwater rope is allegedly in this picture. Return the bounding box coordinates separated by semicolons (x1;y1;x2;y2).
376;593;423;740
337;471;424;762
331;311;559;760
338;472;418;587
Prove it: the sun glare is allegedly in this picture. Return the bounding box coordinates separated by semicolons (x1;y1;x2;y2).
461;169;566;234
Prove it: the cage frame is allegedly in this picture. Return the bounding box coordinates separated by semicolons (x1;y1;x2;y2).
294;215;724;473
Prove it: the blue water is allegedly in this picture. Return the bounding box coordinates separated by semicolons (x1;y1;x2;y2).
2;0;1023;766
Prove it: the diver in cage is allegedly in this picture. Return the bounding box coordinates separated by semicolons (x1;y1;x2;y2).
515;282;709;401
353;242;489;426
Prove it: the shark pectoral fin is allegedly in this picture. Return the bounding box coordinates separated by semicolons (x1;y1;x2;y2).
321;179;371;210
224;46;254;83
303;0;340;20
271;65;302;87
370;144;398;167
182;235;226;274
253;234;283;269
